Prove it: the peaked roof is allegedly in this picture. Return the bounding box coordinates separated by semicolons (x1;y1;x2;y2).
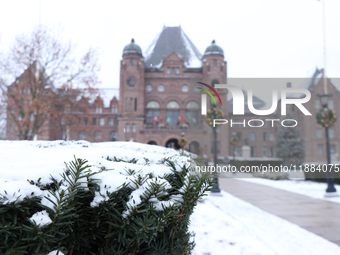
144;26;202;68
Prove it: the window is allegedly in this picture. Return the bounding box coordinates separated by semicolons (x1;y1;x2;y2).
186;101;199;109
130;98;133;111
130;58;134;65
263;147;267;157
108;118;114;126
99;118;105;126
146;100;160;124
317;144;323;155
111;104;118;113
211;141;220;153
176;67;180;74
94;131;102;141
125;98;129;111
182;85;189;92
329;128;335;139
269;133;275;141
236;132;242;141
146;84;152;92
316;129;323;139
331;144;336;155
132;124;136;133
167;67;170;74
186;101;199;126
166;101;180;109
126;123;130;133
251;147;256;157
92;117;97;125
235;146;242;156
110;131;118;141
328;99;334;109
115;119;119;126
135;98;137;111
315;100;321;110
249;132;256;141
146;110;160;124
171;67;175;74
110;131;117;141
263;133;267;141
78;132;86;140
95;106;102;113
158;84;164;92
213;59;217;66
166;100;180;126
84;118;88;125
146;100;160;108
270;147;274;157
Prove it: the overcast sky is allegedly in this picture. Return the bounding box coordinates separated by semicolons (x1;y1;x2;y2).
0;0;339;92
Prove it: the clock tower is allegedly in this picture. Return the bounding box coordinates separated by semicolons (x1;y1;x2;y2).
118;39;145;141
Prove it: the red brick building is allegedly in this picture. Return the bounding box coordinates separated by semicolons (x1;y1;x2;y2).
6;26;340;164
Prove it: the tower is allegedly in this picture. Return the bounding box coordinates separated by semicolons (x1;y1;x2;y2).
202;40;229;159
118;39;145;141
202;40;227;86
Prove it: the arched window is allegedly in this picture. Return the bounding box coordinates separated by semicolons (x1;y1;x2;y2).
110;131;117;141
126;124;130;133
94;131;102;141
166;101;180;126
211;79;220;88
146;100;160;124
186;101;199;109
166;101;180;109
186;101;199;126
132;124;136;133
146;100;160;108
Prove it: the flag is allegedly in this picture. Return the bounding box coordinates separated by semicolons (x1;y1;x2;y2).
184;117;190;126
159;116;163;123
153;115;159;123
177;116;183;122
166;116;171;125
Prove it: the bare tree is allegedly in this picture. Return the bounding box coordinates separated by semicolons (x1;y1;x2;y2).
0;79;7;139
0;27;100;140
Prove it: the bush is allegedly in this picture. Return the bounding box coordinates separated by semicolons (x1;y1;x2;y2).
0;155;212;255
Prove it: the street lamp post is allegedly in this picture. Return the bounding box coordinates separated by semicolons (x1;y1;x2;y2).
211;121;221;193
318;94;338;196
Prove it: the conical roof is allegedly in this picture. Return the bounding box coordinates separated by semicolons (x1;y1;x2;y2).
145;26;202;68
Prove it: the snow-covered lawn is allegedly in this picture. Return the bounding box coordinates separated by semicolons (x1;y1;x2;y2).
239;177;340;204
1;140;340;254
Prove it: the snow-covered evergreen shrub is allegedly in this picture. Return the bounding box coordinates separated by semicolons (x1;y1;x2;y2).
0;155;211;255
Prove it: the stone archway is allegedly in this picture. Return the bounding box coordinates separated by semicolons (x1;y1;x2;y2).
165;138;180;149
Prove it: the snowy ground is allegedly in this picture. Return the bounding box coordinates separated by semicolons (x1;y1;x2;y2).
238;177;340;204
1;140;340;254
190;191;340;255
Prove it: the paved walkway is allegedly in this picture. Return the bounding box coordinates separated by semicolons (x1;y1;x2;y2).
219;178;340;246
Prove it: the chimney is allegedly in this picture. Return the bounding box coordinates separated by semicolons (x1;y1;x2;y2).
286;82;292;88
